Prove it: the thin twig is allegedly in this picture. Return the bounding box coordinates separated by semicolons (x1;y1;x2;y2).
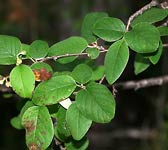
126;0;158;31
114;75;168;90
163;44;168;48
99;75;105;84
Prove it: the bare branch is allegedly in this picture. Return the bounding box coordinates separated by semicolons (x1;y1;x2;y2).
163;44;168;48
126;0;158;31
114;75;168;90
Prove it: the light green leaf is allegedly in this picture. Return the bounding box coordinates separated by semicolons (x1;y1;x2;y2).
93;17;125;42
22;106;54;150
76;82;115;123
48;36;88;64
10;65;35;98
66;102;92;140
0;35;21;65
158;26;168;36
32;75;76;106
131;8;168;27
149;40;163;64
125;23;160;53
28;40;49;59
10;116;23;130
105;39;129;84
86;48;99;59
71;64;92;84
134;53;151;75
81;12;108;43
65;137;89;150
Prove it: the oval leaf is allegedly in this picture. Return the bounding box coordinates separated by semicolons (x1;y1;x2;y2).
0;35;21;65
76;82;115;123
93;17;125;42
105;40;129;84
10;65;35;98
66;102;92;140
125;23;160;53
28;40;49;59
131;8;168;27
81;12;108;43
32;75;76;106
48;36;88;64
22;106;54;150
71;64;92;84
158;26;168;36
134;53;151;75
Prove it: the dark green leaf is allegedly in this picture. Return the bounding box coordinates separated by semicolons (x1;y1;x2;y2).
0;35;21;65
134;53;151;75
22;106;54;150
71;64;92;84
28;40;49;59
32;75;76;106
10;65;35;98
76;82;115;123
131;8;168;27
66;102;92;140
105;39;129;84
48;36;88;64
81;12;108;43
91;65;105;81
125;23;160;53
65;137;89;150
93;17;125;42
158;26;168;36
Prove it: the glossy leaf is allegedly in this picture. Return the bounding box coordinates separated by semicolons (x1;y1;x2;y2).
76;82;115;123
71;64;92;84
48;36;88;64
134;53;151;75
66;102;92;140
149;41;163;65
0;35;21;65
32;75;76;106
131;8;168;27
81;12;108;43
22;106;54;150
105;40;129;84
28;40;49;59
65;137;89;150
158;26;168;36
125;23;160;53
10;65;35;98
93;17;125;42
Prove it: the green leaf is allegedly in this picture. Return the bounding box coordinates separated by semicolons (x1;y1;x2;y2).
10;65;35;98
31;62;53;73
91;65;105;81
20;101;35;117
81;12;108;43
86;48;99;59
66;102;92;140
55;106;71;139
105;40;129;84
10;116;23;130
76;82;115;123
0;35;21;65
131;8;168;27
149;40;163;65
48;36;88;64
158;26;168;36
28;40;49;59
125;23;160;53
71;64;92;84
65;137;89;150
93;17;125;42
22;106;54;150
32;75;76;106
134;53;151;75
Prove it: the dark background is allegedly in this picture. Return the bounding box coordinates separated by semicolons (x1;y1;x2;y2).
0;0;168;150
